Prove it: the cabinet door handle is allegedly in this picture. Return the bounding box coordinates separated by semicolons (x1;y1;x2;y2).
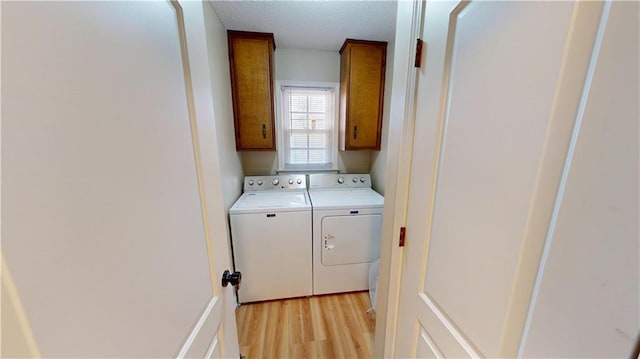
262;124;267;139
353;125;358;140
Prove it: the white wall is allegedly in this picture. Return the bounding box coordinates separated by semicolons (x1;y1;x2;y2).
240;48;372;175
370;41;395;194
203;2;244;210
275;48;340;82
1;2;217;357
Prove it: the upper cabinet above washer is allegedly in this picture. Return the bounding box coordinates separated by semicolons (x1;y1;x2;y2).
227;30;276;151
339;39;387;151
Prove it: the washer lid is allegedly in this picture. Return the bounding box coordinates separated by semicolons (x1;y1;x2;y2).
309;189;383;209
230;191;311;214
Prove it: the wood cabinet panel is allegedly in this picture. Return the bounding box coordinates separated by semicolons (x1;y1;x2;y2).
227;31;276;151
339;39;387;150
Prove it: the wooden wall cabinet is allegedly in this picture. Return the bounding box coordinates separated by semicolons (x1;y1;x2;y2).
227;31;276;151
339;39;387;151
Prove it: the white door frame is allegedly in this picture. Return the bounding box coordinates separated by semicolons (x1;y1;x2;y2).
171;1;240;357
374;1;425;357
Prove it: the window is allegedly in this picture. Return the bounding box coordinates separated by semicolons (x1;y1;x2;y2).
277;82;338;171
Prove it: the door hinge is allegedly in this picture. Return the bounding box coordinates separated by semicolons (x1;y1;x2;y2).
399;226;406;247
415;39;423;68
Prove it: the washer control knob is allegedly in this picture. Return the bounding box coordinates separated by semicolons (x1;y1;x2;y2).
288;179;294;185
296;178;303;184
337;177;345;184
248;180;254;186
360;177;366;183
352;177;358;183
272;178;279;186
257;180;263;186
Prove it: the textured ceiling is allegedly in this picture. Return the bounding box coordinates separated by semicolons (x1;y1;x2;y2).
208;1;398;51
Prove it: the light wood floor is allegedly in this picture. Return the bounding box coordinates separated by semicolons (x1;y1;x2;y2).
235;291;375;359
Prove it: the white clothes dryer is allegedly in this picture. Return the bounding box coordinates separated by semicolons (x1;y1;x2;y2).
229;174;312;303
308;173;384;295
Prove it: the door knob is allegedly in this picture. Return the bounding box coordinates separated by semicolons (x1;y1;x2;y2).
221;270;242;289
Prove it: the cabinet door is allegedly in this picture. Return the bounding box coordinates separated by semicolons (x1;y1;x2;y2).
340;41;386;150
227;31;276;151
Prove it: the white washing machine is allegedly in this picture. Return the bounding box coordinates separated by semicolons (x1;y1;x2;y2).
308;173;384;295
229;174;312;303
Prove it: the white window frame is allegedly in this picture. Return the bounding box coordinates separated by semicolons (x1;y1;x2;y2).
276;80;339;172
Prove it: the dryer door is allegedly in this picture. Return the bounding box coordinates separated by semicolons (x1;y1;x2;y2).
321;214;382;266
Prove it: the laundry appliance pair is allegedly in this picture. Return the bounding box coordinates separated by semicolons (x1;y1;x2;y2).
229;173;383;303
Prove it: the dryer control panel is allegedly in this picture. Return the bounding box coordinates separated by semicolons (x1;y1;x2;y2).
308;173;372;189
244;174;307;191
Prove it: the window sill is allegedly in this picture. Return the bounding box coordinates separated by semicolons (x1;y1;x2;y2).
277;168;339;174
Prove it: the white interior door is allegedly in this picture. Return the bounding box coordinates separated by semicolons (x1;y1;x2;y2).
394;1;638;357
2;1;239;357
175;2;241;357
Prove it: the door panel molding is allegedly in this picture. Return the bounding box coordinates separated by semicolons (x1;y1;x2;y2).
417;327;445;358
204;334;221;359
1;257;41;358
418;0;467;289
519;2;639;355
417;293;477;358
178;297;219;358
499;2;608;356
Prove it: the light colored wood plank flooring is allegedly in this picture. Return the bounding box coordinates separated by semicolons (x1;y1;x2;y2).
236;291;375;359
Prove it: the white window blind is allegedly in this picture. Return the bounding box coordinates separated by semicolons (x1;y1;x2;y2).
280;86;336;170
